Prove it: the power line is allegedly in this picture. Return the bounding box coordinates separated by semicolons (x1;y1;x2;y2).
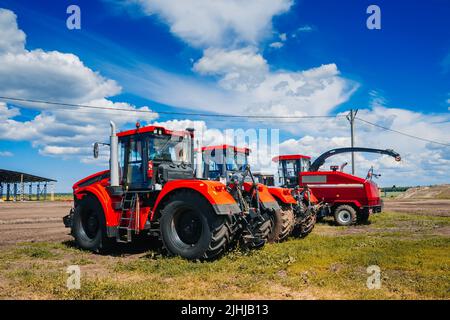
4;96;447;147
0;96;343;120
356;116;450;147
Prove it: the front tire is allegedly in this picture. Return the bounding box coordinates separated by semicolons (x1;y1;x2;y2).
334;205;357;226
159;190;231;260
267;206;295;242
72;194;112;253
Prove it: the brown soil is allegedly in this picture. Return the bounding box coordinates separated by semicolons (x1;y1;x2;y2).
0;201;72;247
383;199;450;217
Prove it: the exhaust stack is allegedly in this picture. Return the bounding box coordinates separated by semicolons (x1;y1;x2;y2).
195;138;203;178
110;121;119;187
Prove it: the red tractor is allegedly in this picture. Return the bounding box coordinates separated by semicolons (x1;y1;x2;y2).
63;122;271;260
273;147;401;226
200;145;316;241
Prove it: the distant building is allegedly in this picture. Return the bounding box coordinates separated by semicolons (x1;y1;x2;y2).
0;169;56;201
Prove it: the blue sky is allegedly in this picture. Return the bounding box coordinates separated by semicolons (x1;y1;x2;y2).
0;0;449;191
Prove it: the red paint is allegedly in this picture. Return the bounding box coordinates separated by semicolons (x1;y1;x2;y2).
117;125;193;138
298;171;381;210
272;154;311;162
267;187;297;205
73;172;239;230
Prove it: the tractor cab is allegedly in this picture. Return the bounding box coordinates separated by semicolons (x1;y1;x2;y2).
114;124;194;191
272;155;311;188
201;145;250;181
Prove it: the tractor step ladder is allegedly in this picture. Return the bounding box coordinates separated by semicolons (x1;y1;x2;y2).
116;192;140;243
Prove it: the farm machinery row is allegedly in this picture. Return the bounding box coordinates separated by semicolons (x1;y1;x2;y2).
63;122;400;260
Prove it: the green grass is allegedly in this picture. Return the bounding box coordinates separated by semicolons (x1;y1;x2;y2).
0;211;449;299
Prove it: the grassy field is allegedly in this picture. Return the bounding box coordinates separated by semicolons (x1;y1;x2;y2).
0;209;448;300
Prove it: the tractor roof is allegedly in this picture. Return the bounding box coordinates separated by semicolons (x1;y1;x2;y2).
117;125;193;138
272;154;311;162
201;144;251;154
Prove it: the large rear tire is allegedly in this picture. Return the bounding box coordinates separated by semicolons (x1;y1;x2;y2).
159;190;232;260
267;206;295;242
72;194;113;253
334;205;357;226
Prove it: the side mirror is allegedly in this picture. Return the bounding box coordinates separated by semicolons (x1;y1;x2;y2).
93;142;99;159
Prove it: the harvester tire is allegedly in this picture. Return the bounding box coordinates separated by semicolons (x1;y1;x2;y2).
72;194;112;253
159;190;232;260
334;205;357;226
267;206;295;242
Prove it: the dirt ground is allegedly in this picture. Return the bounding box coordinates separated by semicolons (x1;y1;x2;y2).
0;199;449;247
0;201;72;247
383;199;450;217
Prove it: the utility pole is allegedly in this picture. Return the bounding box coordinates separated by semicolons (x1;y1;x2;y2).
346;109;358;175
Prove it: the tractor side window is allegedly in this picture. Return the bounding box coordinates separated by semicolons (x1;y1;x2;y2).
205;149;223;179
127;139;144;185
285;160;296;178
301;159;310;172
118;142;125;182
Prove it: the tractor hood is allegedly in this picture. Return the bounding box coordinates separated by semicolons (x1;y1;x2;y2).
72;170;110;190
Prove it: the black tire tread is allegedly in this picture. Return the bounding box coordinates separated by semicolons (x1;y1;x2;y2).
159;189;233;260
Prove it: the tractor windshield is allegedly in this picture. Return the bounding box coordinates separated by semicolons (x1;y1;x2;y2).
203;147;249;179
278;159;300;187
224;148;248;171
235;151;248;170
149;133;192;165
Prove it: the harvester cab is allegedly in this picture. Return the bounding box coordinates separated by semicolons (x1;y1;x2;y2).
272;155;312;188
273;147;401;226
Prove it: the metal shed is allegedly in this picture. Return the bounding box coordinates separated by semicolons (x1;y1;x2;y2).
0;169;56;201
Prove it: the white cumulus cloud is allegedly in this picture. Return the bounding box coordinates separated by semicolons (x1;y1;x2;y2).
125;0;293;48
0;8;157;160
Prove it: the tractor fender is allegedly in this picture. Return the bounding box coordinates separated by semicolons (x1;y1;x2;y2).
304;189;319;204
74;183;118;228
242;182;280;212
151;180;241;220
268;187;297;205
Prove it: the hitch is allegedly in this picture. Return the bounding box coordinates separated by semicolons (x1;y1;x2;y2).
63;208;75;228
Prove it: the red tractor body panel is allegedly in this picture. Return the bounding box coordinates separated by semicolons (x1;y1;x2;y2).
298;171;382;210
73;171;240;231
267;187;297;205
241;182;278;206
150;179;241;220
